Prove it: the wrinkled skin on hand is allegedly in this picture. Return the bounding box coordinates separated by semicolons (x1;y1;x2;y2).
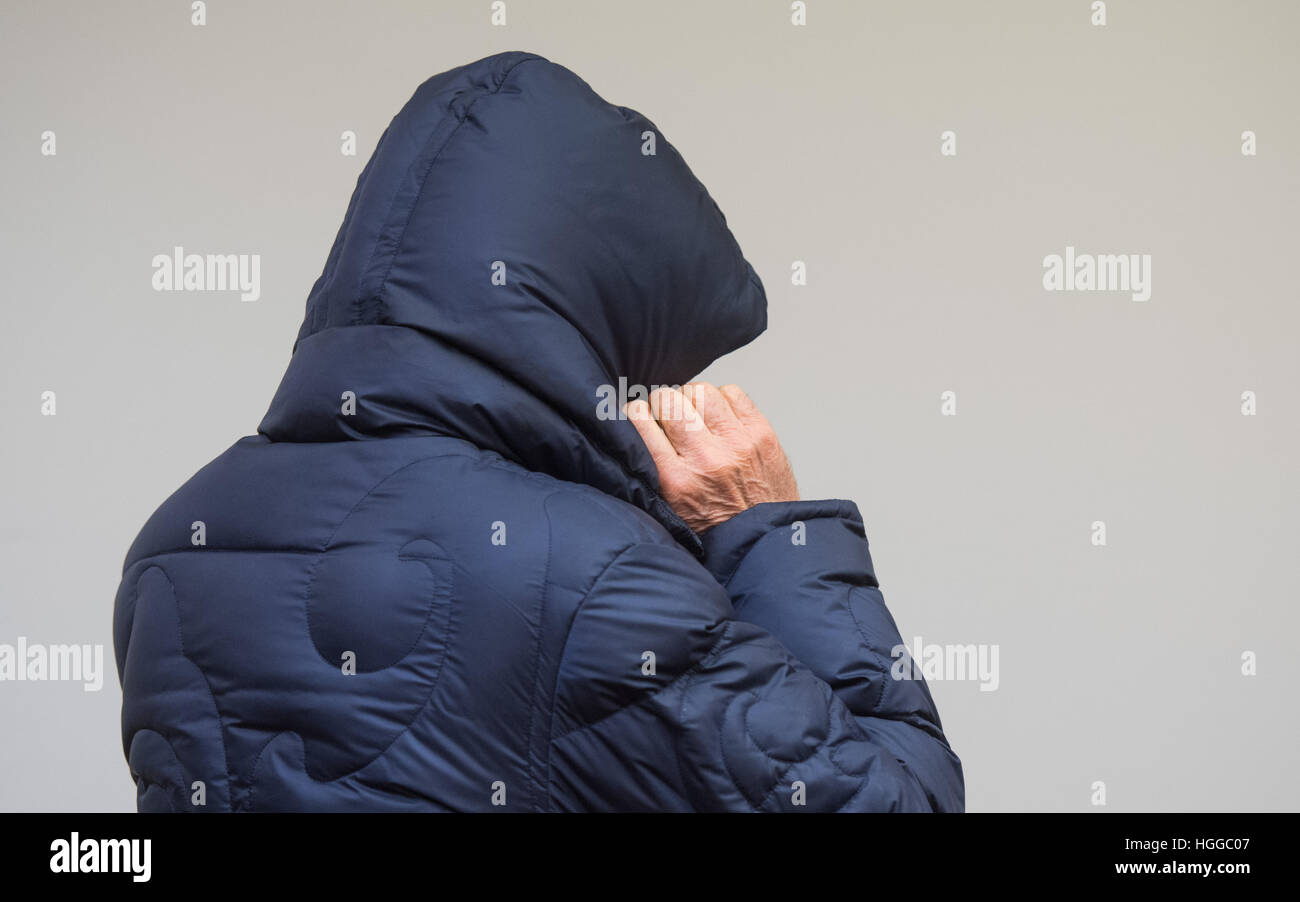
626;382;799;533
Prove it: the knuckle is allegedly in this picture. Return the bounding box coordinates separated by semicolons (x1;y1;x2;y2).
648;387;682;420
722;384;755;410
754;430;782;457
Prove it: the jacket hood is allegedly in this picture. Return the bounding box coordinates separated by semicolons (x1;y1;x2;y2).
257;51;768;553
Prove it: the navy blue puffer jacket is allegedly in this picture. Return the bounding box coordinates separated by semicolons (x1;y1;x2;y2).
113;51;963;812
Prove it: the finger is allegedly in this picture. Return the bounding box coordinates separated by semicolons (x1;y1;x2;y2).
718;384;772;433
626;399;679;465
649;387;710;455
683;382;742;438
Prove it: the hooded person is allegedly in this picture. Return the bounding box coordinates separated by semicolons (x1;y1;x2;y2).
112;51;964;812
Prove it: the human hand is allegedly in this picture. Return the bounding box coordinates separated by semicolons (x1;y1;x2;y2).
626;382;799;533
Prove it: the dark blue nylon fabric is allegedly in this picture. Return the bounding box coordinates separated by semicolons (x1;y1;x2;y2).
113;51;963;812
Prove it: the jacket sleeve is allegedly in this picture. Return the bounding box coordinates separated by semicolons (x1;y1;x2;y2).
700;499;964;812
546;500;964;812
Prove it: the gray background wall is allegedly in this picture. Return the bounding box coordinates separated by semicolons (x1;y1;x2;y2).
1;0;1296;811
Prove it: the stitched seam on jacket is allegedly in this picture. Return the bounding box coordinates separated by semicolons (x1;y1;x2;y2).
546;615;736;798
122;451;475;571
133;565;233;802
550;571;735;745
246;575;461;801
752;756;806;812
826;748;880;813
128;728;190;812
303;543;448;671
743;678;833;812
287;457;460;779
548;605;735;810
716;690;761;810
844;585;893;712
714;511;849;590
524;491;559;812
824;734;928;812
242;453;466;805
543;539;640;782
365;55;541;320
670;620;749;810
